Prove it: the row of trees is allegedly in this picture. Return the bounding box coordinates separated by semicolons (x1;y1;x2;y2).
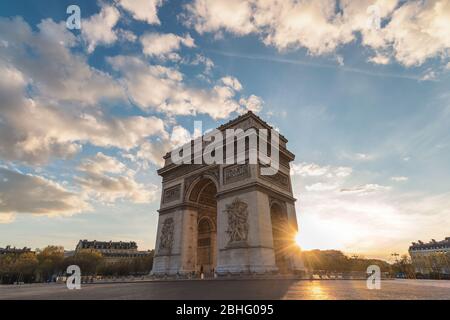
302;250;450;279
0;246;154;284
2;247;448;283
302;250;391;273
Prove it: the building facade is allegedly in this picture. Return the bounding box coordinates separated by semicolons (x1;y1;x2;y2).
152;111;305;276
409;237;450;275
76;240;152;263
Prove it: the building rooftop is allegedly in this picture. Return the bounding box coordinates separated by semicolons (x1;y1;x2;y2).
0;246;32;254
409;237;450;251
162;110;289;160
76;240;138;250
217;110;288;142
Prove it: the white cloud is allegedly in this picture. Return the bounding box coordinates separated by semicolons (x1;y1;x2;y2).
368;53;390;65
134;125;193;168
355;153;374;161
184;0;450;68
0;213;15;224
0;18;168;165
116;0;163;25
184;0;356;54
291;162;352;178
420;69;437;81
140;32;195;60
76;153;158;204
306;182;339;192
334;167;353;178
184;0;256;36
190;54;215;74
221;76;242;91
0;168;90;222
170;125;193;147
0;17;123;104
78;152;126;174
341;152;375;161
0;65;167;164
291;162;328;177
117;29;137;42
239;95;263;113
373;0;450;67
82;5;120;53
108;55;255;119
391;176;408;182
340;183;391;195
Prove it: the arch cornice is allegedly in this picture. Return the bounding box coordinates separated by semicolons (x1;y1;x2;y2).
197;215;216;232
184;167;220;202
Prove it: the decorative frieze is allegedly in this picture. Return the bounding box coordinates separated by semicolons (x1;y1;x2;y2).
260;170;290;192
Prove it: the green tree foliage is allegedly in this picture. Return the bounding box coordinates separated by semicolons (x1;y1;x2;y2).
411;252;450;279
97;253;154;276
36;246;65;282
391;254;415;277
0;252;38;284
1;247;154;283
63;249;104;275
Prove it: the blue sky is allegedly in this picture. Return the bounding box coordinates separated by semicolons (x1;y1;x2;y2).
0;0;449;260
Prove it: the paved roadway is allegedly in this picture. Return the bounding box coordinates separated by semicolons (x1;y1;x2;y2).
0;279;449;300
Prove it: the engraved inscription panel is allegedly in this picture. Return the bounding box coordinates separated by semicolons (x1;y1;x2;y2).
224;164;250;185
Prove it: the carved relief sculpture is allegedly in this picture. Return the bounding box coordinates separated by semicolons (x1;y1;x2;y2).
159;218;174;252
224;198;249;246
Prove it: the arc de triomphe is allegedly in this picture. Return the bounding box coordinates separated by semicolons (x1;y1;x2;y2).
151;111;304;275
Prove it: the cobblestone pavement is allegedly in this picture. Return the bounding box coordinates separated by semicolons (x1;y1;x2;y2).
0;279;449;300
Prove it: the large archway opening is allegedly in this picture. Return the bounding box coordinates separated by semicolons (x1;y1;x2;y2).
271;202;291;273
188;177;218;275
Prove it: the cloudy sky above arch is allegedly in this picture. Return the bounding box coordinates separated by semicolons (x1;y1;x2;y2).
0;0;449;259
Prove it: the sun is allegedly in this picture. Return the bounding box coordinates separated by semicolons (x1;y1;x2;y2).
294;232;302;248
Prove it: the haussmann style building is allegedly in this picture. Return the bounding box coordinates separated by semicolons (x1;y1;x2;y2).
409;237;450;275
76;240;152;263
151;111;305;276
0;246;33;256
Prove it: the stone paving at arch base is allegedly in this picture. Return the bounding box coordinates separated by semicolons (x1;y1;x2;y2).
0;279;449;300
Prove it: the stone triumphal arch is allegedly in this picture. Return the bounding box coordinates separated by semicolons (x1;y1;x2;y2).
152;111;304;276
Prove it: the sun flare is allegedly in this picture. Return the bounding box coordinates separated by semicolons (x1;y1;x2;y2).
295;232;302;248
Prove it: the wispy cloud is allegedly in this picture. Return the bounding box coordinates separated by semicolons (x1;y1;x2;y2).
391;176;408;182
208;50;430;81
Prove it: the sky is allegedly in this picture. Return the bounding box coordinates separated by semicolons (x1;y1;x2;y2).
0;0;449;261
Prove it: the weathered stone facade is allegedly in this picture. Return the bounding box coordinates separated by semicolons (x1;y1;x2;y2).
151;111;304;275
